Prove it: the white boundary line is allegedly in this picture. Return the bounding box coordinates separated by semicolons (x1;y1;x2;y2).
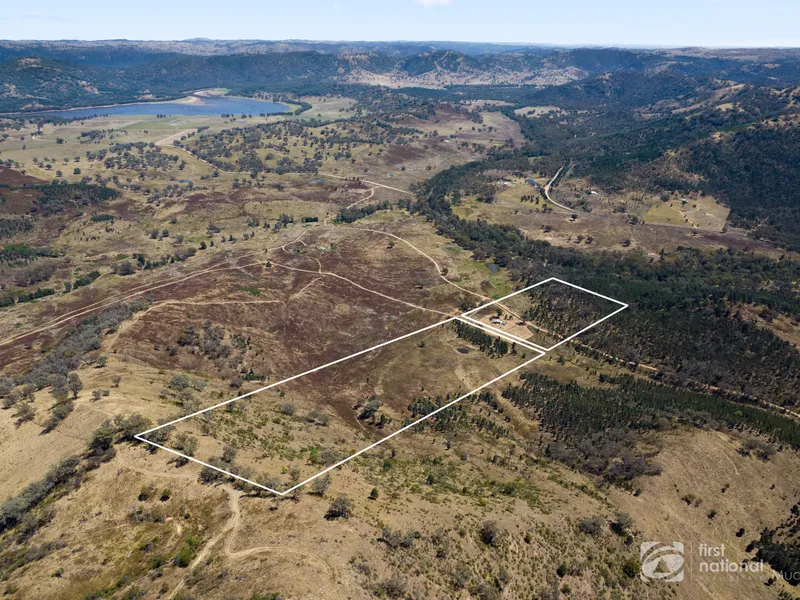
138;317;458;437
136;317;460;495
453;319;544;354
279;347;545;496
136;278;627;496
462;277;629;352
459;315;549;351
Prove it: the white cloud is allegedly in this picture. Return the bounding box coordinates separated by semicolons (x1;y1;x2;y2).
417;0;453;6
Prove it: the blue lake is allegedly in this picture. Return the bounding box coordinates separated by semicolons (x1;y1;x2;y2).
28;96;290;119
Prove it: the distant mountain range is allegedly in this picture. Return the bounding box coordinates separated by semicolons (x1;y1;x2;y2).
2;40;800;113
0;40;547;64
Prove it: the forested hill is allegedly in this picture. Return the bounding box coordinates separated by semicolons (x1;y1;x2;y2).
4;44;800;113
0;39;544;63
408;155;800;409
680;124;800;250
488;69;800;251
5;40;800;250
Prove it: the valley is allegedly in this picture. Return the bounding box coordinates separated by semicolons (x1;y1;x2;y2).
1;39;800;600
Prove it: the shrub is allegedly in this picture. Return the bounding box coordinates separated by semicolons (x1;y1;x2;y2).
42;400;75;432
306;409;330;426
199;464;224;484
579;515;606;536
221;445;237;464
173;537;201;568
310;474;331;496
14;402;36;426
474;582;500;600
380;574;406;598
74;270;101;288
452;564;471;590
381;527;417;549
89;421;116;452
0;456;80;533
14;262;58;287
114;413;152;440
480;520;503;547
612;512;634;536
3;389;20;409
622;557;640;579
67;373;82;398
278;402;296;416
116;261;135;276
173;432;198;464
318;448;339;466
325;495;353;520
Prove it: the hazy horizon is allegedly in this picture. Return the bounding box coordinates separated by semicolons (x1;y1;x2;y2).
3;38;799;50
2;0;799;48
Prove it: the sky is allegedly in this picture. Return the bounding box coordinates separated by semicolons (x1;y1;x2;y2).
1;0;799;48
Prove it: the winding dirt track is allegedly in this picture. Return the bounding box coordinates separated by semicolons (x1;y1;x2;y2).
114;454;337;599
168;145;235;173
269;259;449;316
162;484;336;600
222;493;337;594
345;186;376;209
351;226;489;303
0;182;491;350
0;229;316;349
165;486;241;600
0;246;285;350
155;129;199;148
320;171;412;195
543;164;573;212
1;221;483;350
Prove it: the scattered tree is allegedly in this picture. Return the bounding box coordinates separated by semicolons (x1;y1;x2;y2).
325;495;353;520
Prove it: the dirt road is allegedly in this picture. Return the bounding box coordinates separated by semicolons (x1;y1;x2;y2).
166;484;337;600
320;171;412;195
543;165;573;212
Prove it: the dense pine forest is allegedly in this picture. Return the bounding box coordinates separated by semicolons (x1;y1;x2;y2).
410;154;800;409
501;371;800;487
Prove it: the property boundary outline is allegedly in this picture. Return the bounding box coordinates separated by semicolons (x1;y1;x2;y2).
136;278;627;496
460;277;629;352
